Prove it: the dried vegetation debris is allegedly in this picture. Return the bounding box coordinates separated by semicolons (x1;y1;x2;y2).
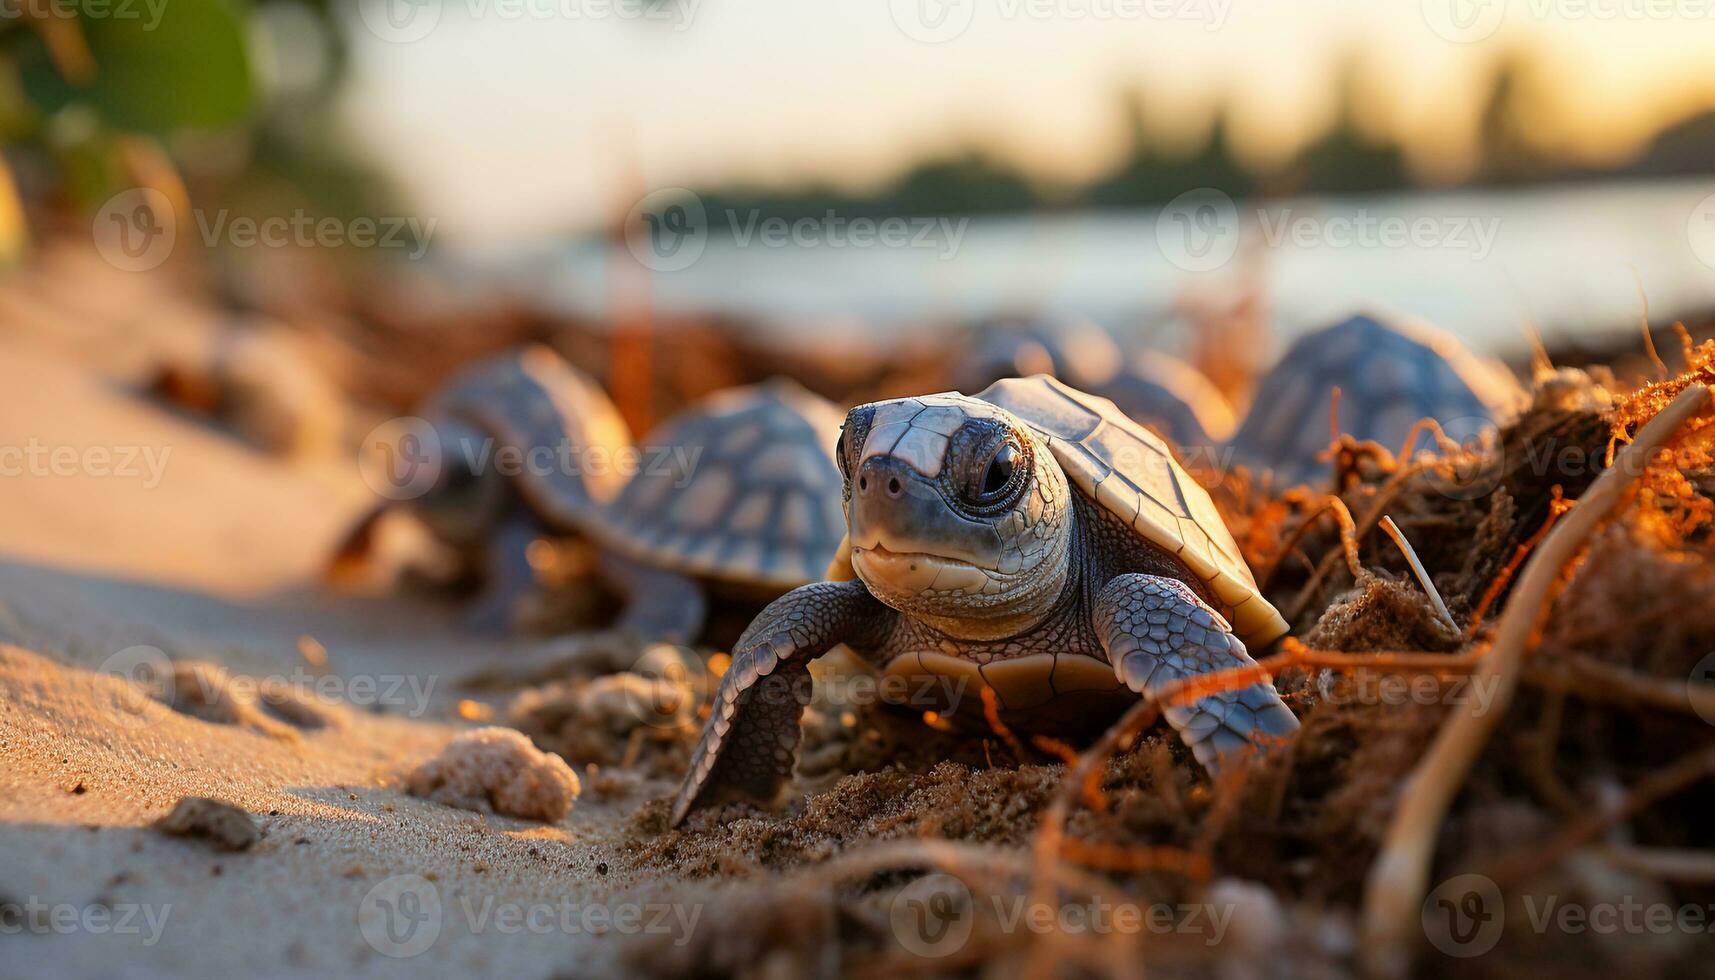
583;359;1715;977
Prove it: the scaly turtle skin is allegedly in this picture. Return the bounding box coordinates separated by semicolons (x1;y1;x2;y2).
671;375;1296;825
330;345;632;631
1227;312;1524;484
1097;349;1235;449
588;379;848;644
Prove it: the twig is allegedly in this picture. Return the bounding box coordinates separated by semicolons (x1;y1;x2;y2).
1259;493;1363;591
1284;462;1430;624
1632;265;1668;378
1379;516;1455;631
1595;843;1715;883
1520;686;1578;815
1358;383;1711;979
980;686;1032;766
1394;417;1463;463
1522;654;1715;719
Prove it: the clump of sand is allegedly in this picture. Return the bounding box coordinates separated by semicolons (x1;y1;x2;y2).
407;726;583;821
152;797;261;851
509;673;698;776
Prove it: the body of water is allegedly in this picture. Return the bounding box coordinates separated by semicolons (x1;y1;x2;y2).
461;178;1715;358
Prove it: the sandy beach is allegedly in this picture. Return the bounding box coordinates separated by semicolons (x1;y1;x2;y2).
0;335;690;978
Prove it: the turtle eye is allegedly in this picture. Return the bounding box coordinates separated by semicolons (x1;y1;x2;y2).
834;427;849;480
972;443;1020;505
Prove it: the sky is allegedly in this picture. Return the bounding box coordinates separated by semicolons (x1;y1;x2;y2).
337;0;1715;245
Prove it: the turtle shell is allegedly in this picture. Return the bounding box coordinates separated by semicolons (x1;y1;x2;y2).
594;379;846;590
977;375;1288;646
427;345;632;530
1229;312;1524;483
1097;350;1236;448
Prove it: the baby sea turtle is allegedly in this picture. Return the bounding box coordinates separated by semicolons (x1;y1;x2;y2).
671;375;1296;825
332;345;632;631
1227;312;1524;484
587;379;848;644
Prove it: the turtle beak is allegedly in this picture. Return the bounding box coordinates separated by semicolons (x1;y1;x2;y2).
847;455;1003;590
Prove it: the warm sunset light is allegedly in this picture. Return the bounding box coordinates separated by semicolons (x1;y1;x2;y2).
5;3;1715;978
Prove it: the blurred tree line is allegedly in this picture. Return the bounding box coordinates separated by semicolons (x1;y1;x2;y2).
0;0;406;266
692;48;1715;224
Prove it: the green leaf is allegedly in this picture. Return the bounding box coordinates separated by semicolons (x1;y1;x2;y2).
20;0;254;133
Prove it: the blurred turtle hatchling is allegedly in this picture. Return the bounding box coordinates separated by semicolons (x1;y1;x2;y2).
329;344;632;632
1098;349;1237;449
957;315;1234;449
954;315;1123;394
331;354;846;644
1226;311;1525;485
587;378;848;646
672;375;1296;825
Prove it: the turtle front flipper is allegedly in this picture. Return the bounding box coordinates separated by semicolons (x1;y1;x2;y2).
599;551;707;646
1094;574;1298;773
671;580;893;827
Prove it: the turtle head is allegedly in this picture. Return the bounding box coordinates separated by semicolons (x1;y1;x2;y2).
836;394;1073;638
410;417;511;548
